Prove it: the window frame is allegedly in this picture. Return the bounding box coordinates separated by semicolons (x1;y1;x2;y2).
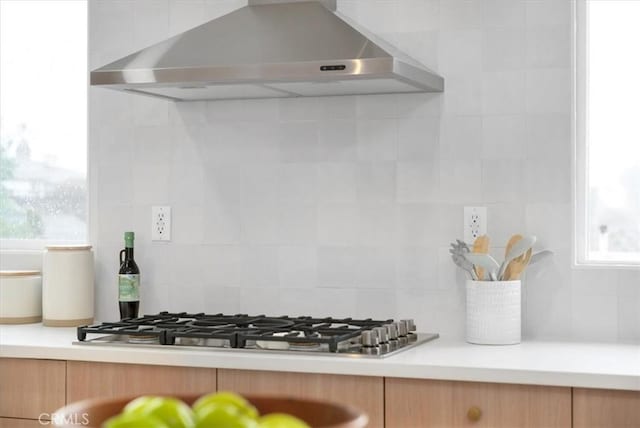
0;0;90;252
573;0;640;268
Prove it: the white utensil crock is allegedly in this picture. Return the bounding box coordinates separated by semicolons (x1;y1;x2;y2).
43;245;94;327
466;280;520;345
0;270;42;324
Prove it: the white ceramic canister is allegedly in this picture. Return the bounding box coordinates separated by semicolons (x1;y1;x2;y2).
466;280;521;345
42;245;94;327
0;270;42;324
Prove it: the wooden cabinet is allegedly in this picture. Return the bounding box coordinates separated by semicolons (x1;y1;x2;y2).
385;378;571;428
573;388;640;428
0;358;66;420
218;369;385;428
2;356;639;428
0;418;45;428
0;418;46;428
66;361;216;403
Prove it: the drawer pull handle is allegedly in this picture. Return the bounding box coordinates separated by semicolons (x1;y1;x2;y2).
467;406;482;422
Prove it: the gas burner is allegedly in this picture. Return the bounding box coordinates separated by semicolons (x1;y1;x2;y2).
76;312;438;357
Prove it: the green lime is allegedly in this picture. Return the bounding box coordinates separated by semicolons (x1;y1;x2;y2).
258;413;310;428
193;392;258;420
103;412;170;428
194;403;258;428
123;396;195;428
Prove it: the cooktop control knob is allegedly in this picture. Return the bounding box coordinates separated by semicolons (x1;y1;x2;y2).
401;319;416;332
361;330;379;347
395;321;408;346
375;326;389;343
385;323;398;341
396;320;408;337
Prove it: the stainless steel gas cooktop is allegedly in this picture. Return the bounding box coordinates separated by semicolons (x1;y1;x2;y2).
75;312;438;358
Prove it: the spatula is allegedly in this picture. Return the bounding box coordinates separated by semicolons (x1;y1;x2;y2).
529;250;553;266
464;253;500;281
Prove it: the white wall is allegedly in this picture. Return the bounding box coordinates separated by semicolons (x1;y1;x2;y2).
89;0;639;342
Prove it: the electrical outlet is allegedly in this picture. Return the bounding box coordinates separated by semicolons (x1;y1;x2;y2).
151;206;171;241
464;206;487;243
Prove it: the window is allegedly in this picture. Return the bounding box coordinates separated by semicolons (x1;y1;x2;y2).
0;0;87;247
576;0;640;265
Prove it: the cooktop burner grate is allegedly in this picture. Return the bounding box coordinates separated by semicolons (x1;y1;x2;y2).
76;311;439;356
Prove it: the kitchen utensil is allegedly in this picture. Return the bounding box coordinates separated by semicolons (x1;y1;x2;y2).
451;253;479;280
498;235;537;280
505;248;533;280
43;245;95;327
463;253;500;281
53;394;369;428
0;270;42;324
529;250;553;266
472;236;490;280
450;240;478;280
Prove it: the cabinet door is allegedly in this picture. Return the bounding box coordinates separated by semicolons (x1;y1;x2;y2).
0;418;45;428
218;369;384;428
573;388;640;428
0;358;66;419
67;361;216;403
385;378;571;428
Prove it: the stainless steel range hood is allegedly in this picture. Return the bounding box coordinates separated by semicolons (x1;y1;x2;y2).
90;0;444;101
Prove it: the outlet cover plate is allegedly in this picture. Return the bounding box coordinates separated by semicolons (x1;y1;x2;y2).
152;206;171;241
464;206;487;244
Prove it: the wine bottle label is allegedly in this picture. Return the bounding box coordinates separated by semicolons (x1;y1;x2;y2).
118;274;140;302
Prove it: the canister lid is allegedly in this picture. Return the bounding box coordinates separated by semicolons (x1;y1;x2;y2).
46;245;92;251
0;270;41;277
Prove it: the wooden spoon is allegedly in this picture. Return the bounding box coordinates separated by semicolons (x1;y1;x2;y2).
498;234;537;280
505;248;533;280
472;235;490;280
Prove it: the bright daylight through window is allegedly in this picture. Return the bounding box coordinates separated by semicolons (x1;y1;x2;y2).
579;0;640;264
0;0;87;245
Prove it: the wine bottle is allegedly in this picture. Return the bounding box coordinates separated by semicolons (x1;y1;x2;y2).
118;231;140;319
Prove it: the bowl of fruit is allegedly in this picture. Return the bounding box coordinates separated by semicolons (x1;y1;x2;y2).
52;391;368;428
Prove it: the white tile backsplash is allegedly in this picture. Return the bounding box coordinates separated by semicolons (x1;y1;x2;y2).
439;115;483;160
482;71;526;114
482;29;526;71
482;0;525;29
439;0;484;30
438;30;483;75
526;69;572;114
526;26;571;69
481;115;526;159
89;0;638;343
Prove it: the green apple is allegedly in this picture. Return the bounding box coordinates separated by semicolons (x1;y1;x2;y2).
258;413;310;428
103;412;170;428
193;392;258;420
123;396;195;428
194;403;258;428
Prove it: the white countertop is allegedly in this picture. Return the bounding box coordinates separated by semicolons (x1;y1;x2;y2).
1;324;638;391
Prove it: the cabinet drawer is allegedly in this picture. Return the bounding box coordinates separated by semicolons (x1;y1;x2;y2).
573;388;640;428
218;369;384;428
0;358;66;419
66;361;216;403
385;378;571;428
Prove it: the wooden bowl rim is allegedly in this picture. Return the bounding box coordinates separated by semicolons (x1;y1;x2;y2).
54;393;369;428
